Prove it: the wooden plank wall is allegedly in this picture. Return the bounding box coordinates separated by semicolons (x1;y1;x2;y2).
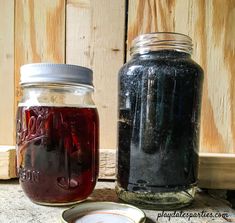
66;0;125;149
0;0;15;145
0;0;125;150
127;0;235;154
14;0;66;115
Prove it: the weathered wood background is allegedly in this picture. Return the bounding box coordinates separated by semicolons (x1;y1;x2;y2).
1;0;125;150
0;0;234;167
0;0;14;145
127;0;235;153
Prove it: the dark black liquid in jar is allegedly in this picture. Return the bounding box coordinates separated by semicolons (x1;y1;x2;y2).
16;106;99;204
117;50;203;193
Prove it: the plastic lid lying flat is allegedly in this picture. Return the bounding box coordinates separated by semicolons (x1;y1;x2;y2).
61;202;146;223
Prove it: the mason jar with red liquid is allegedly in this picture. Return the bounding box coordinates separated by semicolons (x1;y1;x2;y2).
16;63;99;206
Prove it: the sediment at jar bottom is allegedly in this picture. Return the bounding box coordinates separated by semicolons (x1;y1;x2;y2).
115;184;196;210
16;106;99;205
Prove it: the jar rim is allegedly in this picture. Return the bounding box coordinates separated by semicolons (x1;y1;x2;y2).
130;32;193;56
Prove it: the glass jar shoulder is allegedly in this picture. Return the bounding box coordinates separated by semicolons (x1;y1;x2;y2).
19;85;96;108
119;54;203;79
118;57;145;77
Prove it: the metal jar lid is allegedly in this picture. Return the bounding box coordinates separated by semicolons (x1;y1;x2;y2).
61;202;146;223
20;63;93;87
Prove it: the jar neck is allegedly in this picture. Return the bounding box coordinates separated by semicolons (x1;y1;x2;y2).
130;32;193;56
132;50;191;60
19;84;95;108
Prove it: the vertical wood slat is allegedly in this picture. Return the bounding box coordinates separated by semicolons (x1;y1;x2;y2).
14;0;66;124
127;0;235;153
66;0;126;149
0;0;15;145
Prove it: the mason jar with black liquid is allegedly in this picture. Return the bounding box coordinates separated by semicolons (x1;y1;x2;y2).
16;63;99;206
116;32;204;209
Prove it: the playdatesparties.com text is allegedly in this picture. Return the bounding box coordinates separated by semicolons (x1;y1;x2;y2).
156;210;229;221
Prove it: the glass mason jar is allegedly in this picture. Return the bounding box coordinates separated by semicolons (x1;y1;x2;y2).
16;63;99;206
116;32;204;209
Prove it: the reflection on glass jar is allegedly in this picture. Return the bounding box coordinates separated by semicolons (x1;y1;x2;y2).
16;64;99;206
116;32;204;209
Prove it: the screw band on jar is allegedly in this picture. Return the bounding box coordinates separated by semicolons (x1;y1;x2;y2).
20;63;93;88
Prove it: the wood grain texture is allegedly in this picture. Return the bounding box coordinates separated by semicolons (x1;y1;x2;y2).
0;0;15;145
199;153;235;190
14;0;66;122
0;146;16;179
127;0;235;153
0;146;115;180
99;149;116;179
66;0;125;149
98;150;235;190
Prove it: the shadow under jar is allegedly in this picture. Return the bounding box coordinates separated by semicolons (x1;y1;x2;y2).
116;32;204;209
16;64;99;206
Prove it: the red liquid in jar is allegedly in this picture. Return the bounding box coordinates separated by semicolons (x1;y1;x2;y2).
16;106;99;204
